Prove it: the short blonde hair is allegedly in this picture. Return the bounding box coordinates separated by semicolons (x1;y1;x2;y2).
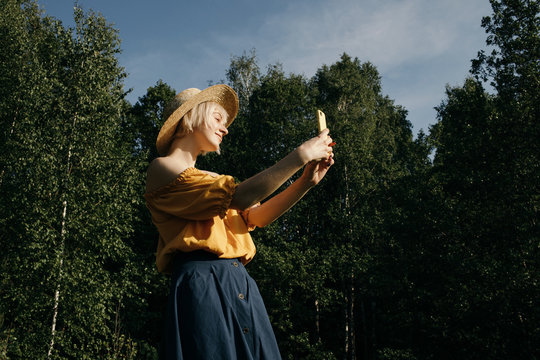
173;101;228;154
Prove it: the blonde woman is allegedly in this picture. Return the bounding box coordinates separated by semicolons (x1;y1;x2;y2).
145;84;334;359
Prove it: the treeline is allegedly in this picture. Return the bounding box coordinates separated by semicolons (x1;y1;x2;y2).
0;0;538;359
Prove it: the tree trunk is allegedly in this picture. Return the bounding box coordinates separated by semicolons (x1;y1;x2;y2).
47;197;67;359
48;115;75;357
343;274;356;360
348;272;356;360
315;298;321;343
343;164;356;359
344;295;349;360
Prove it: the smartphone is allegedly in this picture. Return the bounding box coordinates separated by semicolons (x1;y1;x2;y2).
317;110;327;133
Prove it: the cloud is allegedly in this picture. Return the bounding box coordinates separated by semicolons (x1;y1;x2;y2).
248;0;488;74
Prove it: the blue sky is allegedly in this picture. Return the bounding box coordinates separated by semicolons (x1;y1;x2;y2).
38;0;492;135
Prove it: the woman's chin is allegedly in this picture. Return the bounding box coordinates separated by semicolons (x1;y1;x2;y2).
200;145;221;156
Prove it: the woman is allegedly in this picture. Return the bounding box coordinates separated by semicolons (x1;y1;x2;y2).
145;84;334;359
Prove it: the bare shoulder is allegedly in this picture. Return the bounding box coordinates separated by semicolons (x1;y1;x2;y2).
145;157;190;193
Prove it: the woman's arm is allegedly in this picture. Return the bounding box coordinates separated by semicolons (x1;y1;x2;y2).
244;157;334;227
230;129;333;210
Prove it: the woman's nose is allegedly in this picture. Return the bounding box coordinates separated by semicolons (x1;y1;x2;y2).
220;125;228;136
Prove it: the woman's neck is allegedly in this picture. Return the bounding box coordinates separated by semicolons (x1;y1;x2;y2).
167;136;200;168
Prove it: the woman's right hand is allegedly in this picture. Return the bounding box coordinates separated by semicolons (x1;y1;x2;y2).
296;129;334;164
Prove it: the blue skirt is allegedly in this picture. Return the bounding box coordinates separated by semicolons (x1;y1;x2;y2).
161;251;282;360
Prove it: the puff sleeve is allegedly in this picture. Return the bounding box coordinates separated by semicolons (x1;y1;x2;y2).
145;168;237;220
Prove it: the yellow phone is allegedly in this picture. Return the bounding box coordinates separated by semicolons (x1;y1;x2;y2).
317;110;327;133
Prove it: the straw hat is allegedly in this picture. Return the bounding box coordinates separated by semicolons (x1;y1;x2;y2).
156;84;239;155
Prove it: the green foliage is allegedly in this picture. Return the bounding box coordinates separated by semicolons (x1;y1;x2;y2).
472;0;539;100
216;52;419;359
128;80;176;161
0;1;150;358
123;80;177;359
418;0;539;357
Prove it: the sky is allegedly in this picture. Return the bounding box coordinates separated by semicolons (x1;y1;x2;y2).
37;0;493;136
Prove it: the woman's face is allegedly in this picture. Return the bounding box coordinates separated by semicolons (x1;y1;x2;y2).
193;107;228;152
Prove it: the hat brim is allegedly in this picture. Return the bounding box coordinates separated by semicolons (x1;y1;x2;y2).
156;84;239;156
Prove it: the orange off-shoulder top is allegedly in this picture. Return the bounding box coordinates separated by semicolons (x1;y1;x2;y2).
144;167;257;274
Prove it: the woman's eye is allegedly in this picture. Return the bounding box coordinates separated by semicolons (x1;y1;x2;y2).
213;113;223;122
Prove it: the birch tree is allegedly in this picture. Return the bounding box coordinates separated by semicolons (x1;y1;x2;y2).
1;2;144;358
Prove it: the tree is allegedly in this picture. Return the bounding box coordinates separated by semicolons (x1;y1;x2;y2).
0;2;145;358
312;54;418;360
220;53;418;359
123;80;178;357
194;49;263;180
128;80;176;162
421;0;540;357
225;48;261;110
472;0;539;102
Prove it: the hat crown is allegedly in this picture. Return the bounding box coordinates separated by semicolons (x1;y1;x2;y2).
163;88;201;122
178;88;201;103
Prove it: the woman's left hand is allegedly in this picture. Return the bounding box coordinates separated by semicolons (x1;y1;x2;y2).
301;155;335;187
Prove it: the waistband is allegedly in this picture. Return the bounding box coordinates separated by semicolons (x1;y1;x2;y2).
173;250;242;263
172;251;243;275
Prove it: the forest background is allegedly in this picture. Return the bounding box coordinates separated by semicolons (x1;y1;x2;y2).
0;0;538;359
